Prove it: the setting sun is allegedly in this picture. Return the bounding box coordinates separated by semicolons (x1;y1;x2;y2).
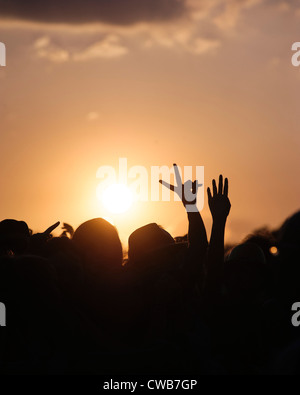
101;183;133;214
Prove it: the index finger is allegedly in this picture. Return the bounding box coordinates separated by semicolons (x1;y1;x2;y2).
173;164;182;187
44;221;60;235
160;180;175;191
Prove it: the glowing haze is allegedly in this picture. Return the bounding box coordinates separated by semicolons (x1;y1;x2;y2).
0;0;299;246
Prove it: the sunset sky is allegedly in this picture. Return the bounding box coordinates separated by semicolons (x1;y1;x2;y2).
0;0;299;247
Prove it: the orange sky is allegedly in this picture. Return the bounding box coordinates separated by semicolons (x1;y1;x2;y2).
0;0;299;247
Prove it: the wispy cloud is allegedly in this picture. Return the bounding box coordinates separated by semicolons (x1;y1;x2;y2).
188;37;221;54
33;34;128;63
12;0;298;63
34;36;69;63
73;35;128;61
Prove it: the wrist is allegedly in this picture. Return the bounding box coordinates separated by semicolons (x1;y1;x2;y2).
185;204;199;213
212;216;227;226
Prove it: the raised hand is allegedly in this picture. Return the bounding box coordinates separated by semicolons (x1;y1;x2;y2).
204;176;231;304
160;164;207;286
44;221;60;236
207;175;231;222
159;164;202;209
29;221;60;251
60;222;74;238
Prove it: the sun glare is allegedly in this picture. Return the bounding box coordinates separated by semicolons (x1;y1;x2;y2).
102;183;133;214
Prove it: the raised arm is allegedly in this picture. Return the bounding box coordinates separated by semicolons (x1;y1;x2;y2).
204;175;231;303
160;164;208;262
29;221;60;253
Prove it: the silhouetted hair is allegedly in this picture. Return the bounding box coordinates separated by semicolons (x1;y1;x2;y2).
72;218;123;269
0;219;30;254
277;210;300;245
128;223;175;264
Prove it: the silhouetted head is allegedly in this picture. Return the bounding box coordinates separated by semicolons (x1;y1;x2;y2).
274;211;300;298
0;219;30;255
128;223;176;266
225;242;267;296
72;218;123;271
243;227;277;264
278;210;300;246
228;242;266;264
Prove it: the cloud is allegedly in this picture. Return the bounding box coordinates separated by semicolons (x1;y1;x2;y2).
277;2;291;12
188;37;221;54
34;36;51;49
142;27;221;55
34;36;70;63
73;35;128;60
12;0;279;63
33;34;128;63
212;0;264;31
0;0;187;25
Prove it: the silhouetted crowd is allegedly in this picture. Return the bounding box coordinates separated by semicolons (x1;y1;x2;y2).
0;174;300;375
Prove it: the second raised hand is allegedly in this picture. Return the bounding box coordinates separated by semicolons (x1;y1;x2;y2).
207;175;231;222
159;164;202;208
